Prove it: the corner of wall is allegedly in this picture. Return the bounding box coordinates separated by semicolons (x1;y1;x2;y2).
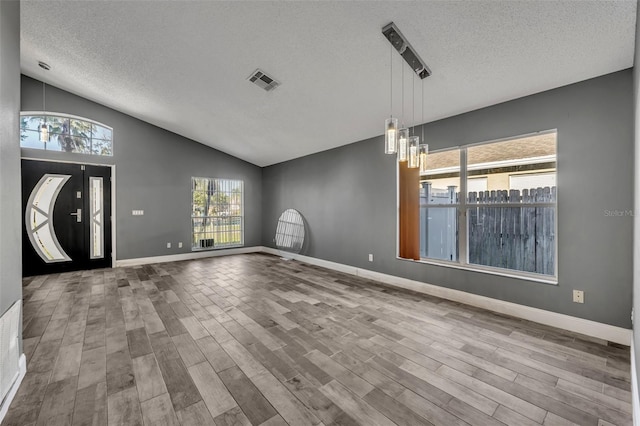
631;1;640;423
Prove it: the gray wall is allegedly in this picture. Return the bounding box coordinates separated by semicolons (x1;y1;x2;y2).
21;75;262;260
263;70;634;328
0;1;22;320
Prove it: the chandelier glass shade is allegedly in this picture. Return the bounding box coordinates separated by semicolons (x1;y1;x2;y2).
384;117;398;154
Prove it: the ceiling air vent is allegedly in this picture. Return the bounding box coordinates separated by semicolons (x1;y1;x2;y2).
248;69;280;92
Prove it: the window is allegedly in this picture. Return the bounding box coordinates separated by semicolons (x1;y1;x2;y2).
191;177;244;250
420;131;557;279
20;112;113;156
420;148;460;262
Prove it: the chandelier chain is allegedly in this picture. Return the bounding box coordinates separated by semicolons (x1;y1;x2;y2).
390;43;392;116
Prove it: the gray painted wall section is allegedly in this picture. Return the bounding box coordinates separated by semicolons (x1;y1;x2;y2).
263;70;633;328
632;0;640;407
0;1;22;323
21;76;262;260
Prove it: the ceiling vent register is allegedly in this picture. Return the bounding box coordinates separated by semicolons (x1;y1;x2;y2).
248;69;280;92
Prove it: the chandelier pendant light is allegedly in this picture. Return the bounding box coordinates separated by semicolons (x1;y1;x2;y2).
381;22;430;163
385;117;398;154
384;44;398;154
407;70;420;169
408;136;419;168
39;81;49;145
398;128;409;162
398;60;409;162
419;77;429;172
419;144;429;173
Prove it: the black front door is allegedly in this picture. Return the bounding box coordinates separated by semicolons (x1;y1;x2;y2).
22;160;112;276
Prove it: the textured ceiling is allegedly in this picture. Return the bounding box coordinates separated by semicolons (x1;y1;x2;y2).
21;1;637;167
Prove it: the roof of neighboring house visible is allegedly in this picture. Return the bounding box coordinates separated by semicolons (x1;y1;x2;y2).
425;132;556;170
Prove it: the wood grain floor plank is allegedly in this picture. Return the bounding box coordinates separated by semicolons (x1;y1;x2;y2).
140;393;179;426
514;373;630;425
556;378;632;414
213;406;252;426
78;346;107;391
437;364;547;423
106;348;136;396
400;358;499;416
126;327;152;358
154;354;202;412
492;404;540;426
283;374;345;425
395;388;468;426
132;352;167;402
320;380;394;426
107;386;143;426
367;355;454;407
36;376;78;426
251;370;321;426
219;365;277;425
258;415;289;426
62;320;87;346
175;401;215;426
362;388;433;426
331;350;406;398
543;411;582;426
51;342;83;382
28;338;61;373
106;326;128;355
196;336;236;372
305;349;374;397
72;381;108;426
187;361;237;418
219;338;269;379
6;254;631;426
180;316;210;340
172;333;206;367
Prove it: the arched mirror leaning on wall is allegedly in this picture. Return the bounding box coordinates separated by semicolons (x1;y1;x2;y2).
275;209;305;254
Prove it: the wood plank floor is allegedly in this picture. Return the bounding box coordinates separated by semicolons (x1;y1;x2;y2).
3;253;632;426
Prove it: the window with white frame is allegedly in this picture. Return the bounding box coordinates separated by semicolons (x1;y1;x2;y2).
191;177;244;250
20;112;113;156
420;131;557;278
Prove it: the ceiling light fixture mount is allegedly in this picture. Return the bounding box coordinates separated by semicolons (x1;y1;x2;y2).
382;22;431;80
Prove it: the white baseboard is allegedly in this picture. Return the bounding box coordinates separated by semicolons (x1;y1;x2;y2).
260;247;631;345
0;354;26;424
115;246;263;267
632;339;640;426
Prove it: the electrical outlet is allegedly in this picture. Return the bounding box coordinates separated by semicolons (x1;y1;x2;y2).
368;254;374;262
178;242;183;248
166;242;171;249
572;290;584;304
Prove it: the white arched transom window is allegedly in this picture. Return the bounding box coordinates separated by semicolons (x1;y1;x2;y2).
20;112;113;156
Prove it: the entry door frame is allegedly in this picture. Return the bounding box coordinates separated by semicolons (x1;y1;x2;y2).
22;157;117;267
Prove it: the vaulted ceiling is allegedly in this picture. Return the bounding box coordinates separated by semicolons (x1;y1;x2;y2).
21;1;637;166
